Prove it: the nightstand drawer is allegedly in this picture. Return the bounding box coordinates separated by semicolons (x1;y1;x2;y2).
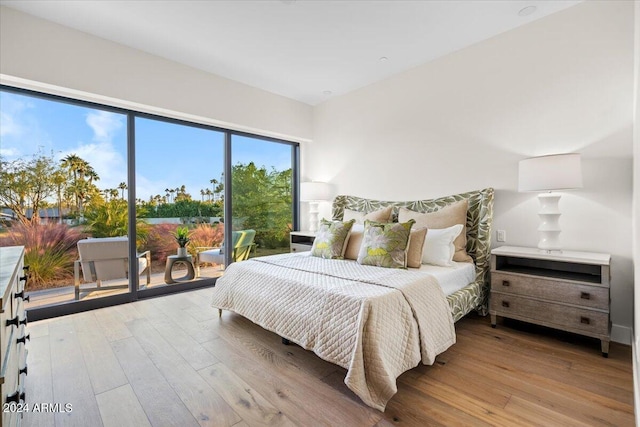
291;243;312;253
290;232;315;253
490;293;608;336
491;272;609;310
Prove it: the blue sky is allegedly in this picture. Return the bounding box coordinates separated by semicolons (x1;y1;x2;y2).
0;90;293;201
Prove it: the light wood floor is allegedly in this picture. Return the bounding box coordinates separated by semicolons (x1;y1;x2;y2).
23;288;633;427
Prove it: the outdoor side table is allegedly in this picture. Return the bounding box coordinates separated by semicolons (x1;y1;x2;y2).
164;254;195;284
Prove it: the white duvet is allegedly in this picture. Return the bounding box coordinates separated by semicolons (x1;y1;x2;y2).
211;252;456;411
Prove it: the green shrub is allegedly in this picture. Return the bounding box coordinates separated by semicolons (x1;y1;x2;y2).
84;199;149;247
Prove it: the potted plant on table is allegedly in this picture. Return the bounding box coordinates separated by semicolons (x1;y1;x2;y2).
174;226;191;257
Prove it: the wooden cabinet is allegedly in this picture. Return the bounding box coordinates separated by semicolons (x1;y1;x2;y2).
289;231;315;253
490;246;611;357
1;246;29;426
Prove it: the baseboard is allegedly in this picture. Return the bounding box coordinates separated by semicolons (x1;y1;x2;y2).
612;324;632;345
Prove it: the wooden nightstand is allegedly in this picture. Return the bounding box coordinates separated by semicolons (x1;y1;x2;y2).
490;246;611;357
290;231;315;253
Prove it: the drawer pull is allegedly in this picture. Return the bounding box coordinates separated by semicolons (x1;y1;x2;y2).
580;292;591;300
6;391;25;404
502;301;510;308
6;316;27;327
502;280;510;287
23;265;30;271
19;366;28;376
14;290;30;302
17;333;30;345
580;316;591;325
19;275;28;282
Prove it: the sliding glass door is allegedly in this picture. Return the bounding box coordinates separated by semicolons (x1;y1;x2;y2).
230;134;296;261
0;89;129;308
1;84;299;319
134;117;225;290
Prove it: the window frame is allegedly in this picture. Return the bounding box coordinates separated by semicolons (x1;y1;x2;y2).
0;84;300;321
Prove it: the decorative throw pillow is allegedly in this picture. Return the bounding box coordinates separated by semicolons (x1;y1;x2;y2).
421;224;464;267
344;223;365;260
398;200;472;263
343;207;393;224
311;219;356;259
406;227;428;268
357;219;415;269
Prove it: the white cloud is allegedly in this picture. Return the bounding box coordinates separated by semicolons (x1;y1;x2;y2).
86;111;123;143
0;111;22;137
0;93;51;158
0;147;20;157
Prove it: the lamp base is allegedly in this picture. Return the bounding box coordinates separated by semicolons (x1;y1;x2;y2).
308;202;320;233
537;193;562;251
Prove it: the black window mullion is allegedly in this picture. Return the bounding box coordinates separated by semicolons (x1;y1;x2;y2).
127;112;138;301
224;132;233;267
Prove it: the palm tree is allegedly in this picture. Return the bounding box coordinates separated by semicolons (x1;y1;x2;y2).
61;154;98;217
214;183;224;201
61;154;82;181
210;178;218;196
200;189;205;202
118;182;127;199
51;169;66;223
86;166;99;185
169;188;175;203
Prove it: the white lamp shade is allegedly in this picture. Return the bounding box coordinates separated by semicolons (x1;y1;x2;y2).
300;182;332;202
518;153;583;192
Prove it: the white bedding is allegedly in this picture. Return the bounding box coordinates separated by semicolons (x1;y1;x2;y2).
211;252;458;411
417;261;476;296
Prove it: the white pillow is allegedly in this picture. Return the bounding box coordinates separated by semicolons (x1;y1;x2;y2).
343;209;365;224
422;224;464;267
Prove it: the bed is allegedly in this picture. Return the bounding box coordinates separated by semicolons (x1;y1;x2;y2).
211;187;494;411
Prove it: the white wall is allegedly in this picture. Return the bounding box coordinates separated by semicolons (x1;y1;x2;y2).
0;6;312;142
306;1;635;340
632;0;639;423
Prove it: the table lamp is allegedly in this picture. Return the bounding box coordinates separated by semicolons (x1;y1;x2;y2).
518;153;583;251
300;181;331;232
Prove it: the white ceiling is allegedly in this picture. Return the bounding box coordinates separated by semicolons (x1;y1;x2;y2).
2;0;581;105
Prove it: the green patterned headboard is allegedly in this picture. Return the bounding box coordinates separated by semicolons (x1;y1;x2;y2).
331;188;495;287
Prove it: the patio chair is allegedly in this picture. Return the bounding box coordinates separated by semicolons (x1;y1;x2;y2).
195;229;256;277
74;236;151;300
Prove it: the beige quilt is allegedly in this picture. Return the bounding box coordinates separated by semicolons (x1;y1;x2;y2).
210;252;456;411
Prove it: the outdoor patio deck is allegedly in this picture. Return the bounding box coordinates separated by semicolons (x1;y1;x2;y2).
26;264;223;309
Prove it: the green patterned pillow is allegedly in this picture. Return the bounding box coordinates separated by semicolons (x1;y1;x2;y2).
311;219;356;259
357;219;416;268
